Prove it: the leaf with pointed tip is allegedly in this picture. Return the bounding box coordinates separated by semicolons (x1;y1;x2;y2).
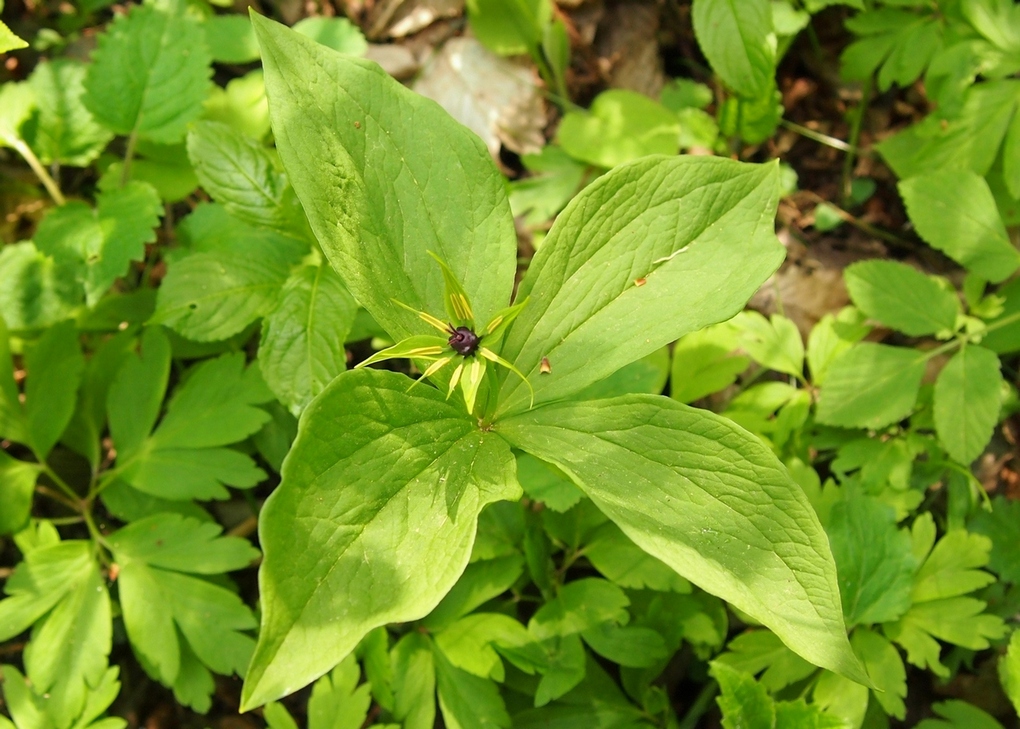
933;346;1003;465
497;395;869;687
27;59;113;166
259;263;358;414
496;156;784;416
241;368;519;710
251;13;516;341
83;3;211;143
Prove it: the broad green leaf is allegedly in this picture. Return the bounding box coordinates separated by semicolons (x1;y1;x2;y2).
0;540;93;642
83;4;211;142
107;513;258;574
580;622;667;668
392;633;436;729
186;120;308;239
969;496;1020;582
0;82;34;149
515;453;583;512
107;327;171;460
423;555;525;630
0;20;27;53
202;70;270;142
0;317;28;443
203;14;260;64
852;628;906;719
434;613;538;680
733;311;804;378
153;352;273;448
583;522;691;593
98;140;198;202
1000;630;1020;717
557;90;681;169
886;598;1006;677
292;16;367;55
534;633;586;706
810;671;867;729
151;251;289;341
529;579;629;641
35;182;162;306
912;529;996;603
827;493;915;627
710;661;774;729
670;322;749;403
498;396;869;686
23;321;85;458
816;343;926;429
497;156;784;416
0;243;81;333
27;60;112;166
512;656;651;728
1004;101;1020;198
877;81;1020;180
434;649;510;729
116;352;271;500
111;515;258;708
0;453;40;536
465;0;549;56
715;630;816;692
1;664;51;729
692;0;775;98
899;170;1020;282
508;145;589;228
259;263;358;414
915;700;1005;729
252;13;516;341
572;347;670;401
241;368;520;709
934;345;1003;464
22;561;111;729
844;260;960;336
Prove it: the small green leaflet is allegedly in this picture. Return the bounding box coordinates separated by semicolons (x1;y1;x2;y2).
83;3;211;143
933;345;1003;464
108;514;259;712
27;60;113;167
843;260;959;336
108;332;272;500
34;181;162;306
0;538;111;729
152;204;307;341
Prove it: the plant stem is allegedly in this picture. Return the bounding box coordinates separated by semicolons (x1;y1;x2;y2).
840;75;872;206
12;139;66;206
678;679;719;729
121;129;139;187
781;119;864;155
39;462;80;503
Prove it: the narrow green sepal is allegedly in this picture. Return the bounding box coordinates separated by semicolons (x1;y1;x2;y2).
459;357;486;414
479;347;534;408
392;298;452;335
355;335;449;369
482;298;529;341
428;251;475;327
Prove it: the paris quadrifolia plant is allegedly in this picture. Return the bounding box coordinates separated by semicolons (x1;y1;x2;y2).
241;12;875;709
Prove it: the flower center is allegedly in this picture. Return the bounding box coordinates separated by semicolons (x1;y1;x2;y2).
448;326;480;356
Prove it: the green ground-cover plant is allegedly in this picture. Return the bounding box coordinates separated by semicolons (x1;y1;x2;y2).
2;1;1020;727
239;12;871;710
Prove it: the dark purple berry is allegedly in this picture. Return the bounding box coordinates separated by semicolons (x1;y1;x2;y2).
448;326;480;356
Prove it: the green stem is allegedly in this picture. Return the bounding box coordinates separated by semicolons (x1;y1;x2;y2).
840;75;872;206
39;462;79;503
12;139;66;206
121;129;139;187
677;679;719;729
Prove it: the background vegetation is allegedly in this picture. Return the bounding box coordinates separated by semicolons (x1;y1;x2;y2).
1;0;1020;727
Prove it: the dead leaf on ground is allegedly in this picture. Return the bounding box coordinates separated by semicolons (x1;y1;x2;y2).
594;0;664;97
413;36;546;157
366;0;463;39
